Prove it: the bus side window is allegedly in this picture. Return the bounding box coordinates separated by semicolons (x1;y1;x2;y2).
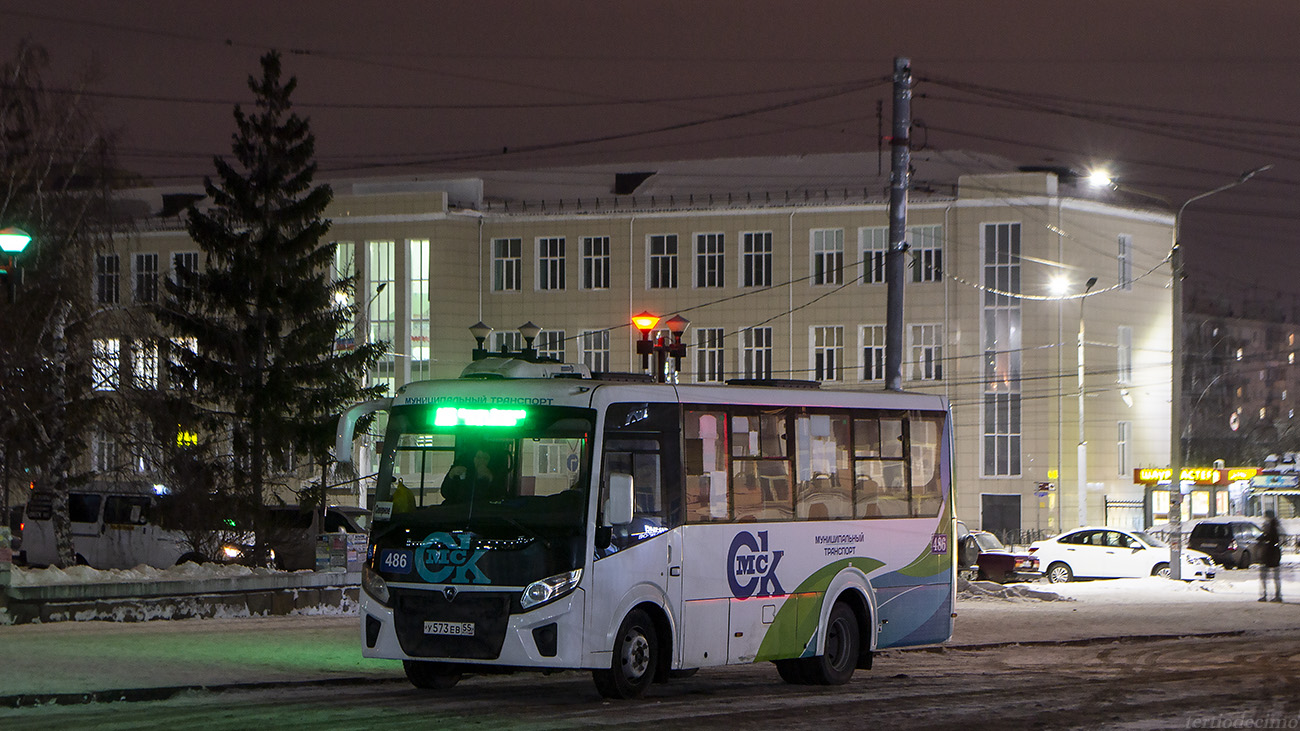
795;412;852;520
684;410;729;522
853;416;908;518
600;441;666;554
909;413;944;517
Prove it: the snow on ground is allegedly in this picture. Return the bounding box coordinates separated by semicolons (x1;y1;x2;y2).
8;561;304;587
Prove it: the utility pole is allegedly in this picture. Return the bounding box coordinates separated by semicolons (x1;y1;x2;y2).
1077;277;1097;526
885;57;911;392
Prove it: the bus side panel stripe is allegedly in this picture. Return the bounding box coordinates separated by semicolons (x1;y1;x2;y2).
754;557;882;661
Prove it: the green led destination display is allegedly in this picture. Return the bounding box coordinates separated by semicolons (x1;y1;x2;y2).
434;406;528;427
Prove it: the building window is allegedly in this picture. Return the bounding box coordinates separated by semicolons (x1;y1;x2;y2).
811;326;843;382
910;323;943;381
740;326;772;380
92;431;117;474
1117;421;1132;476
742;232;772;288
368;240;396;392
581;236;610;290
168;337;197;391
410;239;432;381
695;233;725;288
860;227;887;284
92;338;119;391
131;339;158;390
648;234;678;289
811;228;844;286
492;238;522;292
909;224;943;283
983;222;1022;477
695;327;725;383
537;237;566;291
580;330;609;372
492;330;523;354
1117;326;1133;385
1118;234;1133;291
171;251;199;283
861;324;885;382
95;254;120;304
537;330;565;361
134;253;158;303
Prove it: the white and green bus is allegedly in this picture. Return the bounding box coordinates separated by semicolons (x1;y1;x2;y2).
336;357;955;698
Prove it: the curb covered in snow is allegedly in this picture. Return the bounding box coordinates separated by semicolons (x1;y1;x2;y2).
0;566;361;624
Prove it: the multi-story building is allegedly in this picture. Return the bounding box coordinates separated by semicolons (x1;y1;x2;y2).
105;152;1174;537
1183;293;1300;466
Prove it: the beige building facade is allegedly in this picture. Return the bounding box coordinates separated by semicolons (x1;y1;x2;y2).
112;156;1174;536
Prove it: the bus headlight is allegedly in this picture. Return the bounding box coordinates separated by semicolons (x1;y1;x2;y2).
362;564;390;605
521;569;582;610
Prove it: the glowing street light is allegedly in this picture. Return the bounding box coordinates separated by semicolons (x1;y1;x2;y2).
0;227;31;254
632;311;659;372
0;226;33;303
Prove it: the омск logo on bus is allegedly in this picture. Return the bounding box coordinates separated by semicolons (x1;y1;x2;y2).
728;530;786;599
415;532;490;584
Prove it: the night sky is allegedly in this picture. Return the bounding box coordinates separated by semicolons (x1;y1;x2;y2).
3;1;1298;300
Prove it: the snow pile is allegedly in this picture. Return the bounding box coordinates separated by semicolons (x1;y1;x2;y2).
9;561;302;587
1044;573;1277;603
957;577;1072;602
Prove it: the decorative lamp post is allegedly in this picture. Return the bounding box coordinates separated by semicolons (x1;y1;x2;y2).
469;321;492;361
663;314;690;382
632;311;659;373
518;321;542;360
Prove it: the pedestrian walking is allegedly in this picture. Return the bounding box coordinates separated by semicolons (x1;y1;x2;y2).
1257;510;1284;602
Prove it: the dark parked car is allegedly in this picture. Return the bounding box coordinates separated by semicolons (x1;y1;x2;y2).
957;520;1041;583
1188;518;1262;569
228;505;371;570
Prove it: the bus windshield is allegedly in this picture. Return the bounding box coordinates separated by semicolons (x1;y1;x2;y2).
369;403;595;585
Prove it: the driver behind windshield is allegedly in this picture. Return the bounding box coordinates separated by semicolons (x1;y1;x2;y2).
442;444;507;504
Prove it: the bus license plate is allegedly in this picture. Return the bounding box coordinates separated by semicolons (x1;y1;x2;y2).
424;621;475;637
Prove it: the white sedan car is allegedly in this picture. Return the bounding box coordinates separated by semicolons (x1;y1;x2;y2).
1029;527;1216;583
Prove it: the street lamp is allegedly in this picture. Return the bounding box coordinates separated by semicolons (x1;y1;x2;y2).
1077;276;1098;527
0;226;32;303
469;321;492;361
518;321;542;360
1091;164;1271;578
632;311;659;373
662;314;690;382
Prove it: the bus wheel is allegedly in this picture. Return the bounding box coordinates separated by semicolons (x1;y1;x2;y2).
593;609;658;699
403;660;461;690
176;552;207;566
804;602;859;685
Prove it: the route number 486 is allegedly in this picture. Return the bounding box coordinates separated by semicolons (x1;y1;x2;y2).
380;549;413;574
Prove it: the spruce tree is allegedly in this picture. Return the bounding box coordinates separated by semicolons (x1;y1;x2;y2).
157;51;386;559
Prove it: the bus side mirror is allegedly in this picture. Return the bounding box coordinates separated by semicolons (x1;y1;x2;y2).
605;473;635;527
